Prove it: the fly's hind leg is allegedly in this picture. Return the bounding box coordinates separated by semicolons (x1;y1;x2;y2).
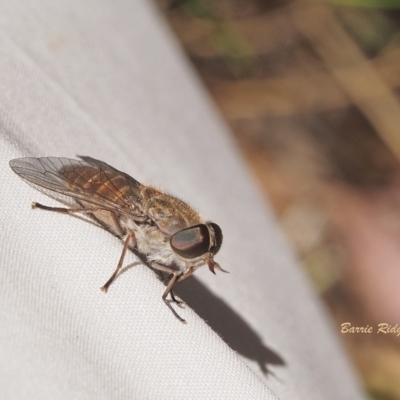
101;229;136;292
32;202;125;237
32;202;112;215
32;202;136;291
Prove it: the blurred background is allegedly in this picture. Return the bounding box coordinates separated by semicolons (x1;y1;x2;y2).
154;0;400;398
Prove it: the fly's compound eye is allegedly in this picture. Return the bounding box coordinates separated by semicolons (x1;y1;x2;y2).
209;222;223;255
170;224;210;259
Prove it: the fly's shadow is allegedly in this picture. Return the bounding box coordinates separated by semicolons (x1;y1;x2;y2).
173;275;285;375
124;248;285;376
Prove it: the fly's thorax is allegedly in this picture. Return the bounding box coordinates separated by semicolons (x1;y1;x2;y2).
130;225;208;273
130;223;176;264
119;214;140;232
141;186;203;236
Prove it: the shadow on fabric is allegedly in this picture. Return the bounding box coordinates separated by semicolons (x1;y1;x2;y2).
116;246;285;376
174;276;285;375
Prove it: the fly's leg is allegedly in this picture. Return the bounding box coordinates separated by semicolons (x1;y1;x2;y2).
32;202;112;214
152;263;187;323
163;273;185;323
169;267;196;306
32;202;136;291
151;269;182;305
101;230;136;292
170;290;184;306
32;202;125;237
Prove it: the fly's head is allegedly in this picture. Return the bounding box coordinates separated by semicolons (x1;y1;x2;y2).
170;222;226;274
140;187;225;273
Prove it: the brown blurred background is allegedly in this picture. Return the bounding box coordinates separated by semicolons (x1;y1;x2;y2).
154;1;400;398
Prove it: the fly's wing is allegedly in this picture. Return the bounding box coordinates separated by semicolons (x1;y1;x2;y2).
9;157;144;216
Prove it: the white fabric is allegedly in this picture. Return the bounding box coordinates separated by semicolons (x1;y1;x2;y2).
0;1;366;399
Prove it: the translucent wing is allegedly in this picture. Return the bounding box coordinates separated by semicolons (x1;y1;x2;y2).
9;156;144;215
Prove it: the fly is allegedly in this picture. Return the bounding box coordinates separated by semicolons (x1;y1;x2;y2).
9;156;225;323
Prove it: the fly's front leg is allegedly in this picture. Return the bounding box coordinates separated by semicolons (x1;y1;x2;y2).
151;263;186;323
169;290;184;306
169;267;195;306
101;230;136;292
